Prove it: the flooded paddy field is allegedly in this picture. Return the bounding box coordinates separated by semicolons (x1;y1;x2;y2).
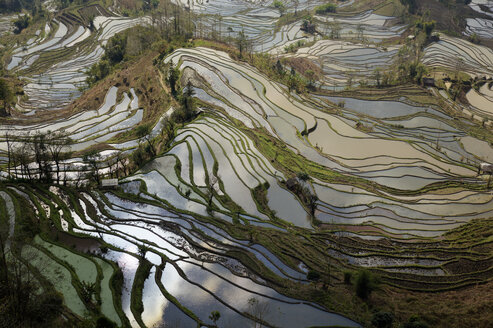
0;184;362;327
5;6;149;113
1;0;493;327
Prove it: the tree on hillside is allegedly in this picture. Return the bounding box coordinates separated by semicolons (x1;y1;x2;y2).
371;311;394;328
301;16;316;34
327;20;341;39
452;57;465;101
136;123;156;156
83;149;102;184
355;269;378;300
167;60;180;97
402;315;429;328
0;79;13;116
30;132;51;182
236;29;248;57
104;33;127;64
179;81;196;120
373;68;382;87
315;3;336;14
46;131;72;185
160;116;175;146
5;132;13;178
13;14;30;34
307;191;318;217
87;59;111;86
247;297;270;328
205;171;218;213
400;0;417;14
305;69;315;88
11;138;32;180
0;235;64;326
454;56;465;81
114;151;129;177
273;0;286;16
96;316;118;328
357;24;365;41
0;0;22;13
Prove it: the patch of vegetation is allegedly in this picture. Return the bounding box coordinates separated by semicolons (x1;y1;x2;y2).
275;10;309;30
87;27;159;86
0;189;81;327
301;15;317;34
314;3;337;15
371;311;394;328
13;14;30;34
284;39;306;53
400;0;417;14
355;269;379;300
130;258;152;326
272;0;286;16
0;0;39;13
252;182;277;219
467;32;480;44
0;78;15;116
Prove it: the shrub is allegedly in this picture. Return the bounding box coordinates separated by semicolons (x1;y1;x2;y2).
307;270;321;281
96;316;117;328
301;16;316;34
315;3;337;14
297;172;309;181
273;0;286;16
372;311;394;328
105;33;127;64
131;145;147;167
85;31;129;86
343;271;352;284
13;15;30;34
355;269;378;299
402;315;429;328
86;59;111;86
468;32;481;44
284;39;306;53
400;0;417;14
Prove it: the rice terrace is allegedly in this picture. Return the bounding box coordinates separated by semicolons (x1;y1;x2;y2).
1;0;493;327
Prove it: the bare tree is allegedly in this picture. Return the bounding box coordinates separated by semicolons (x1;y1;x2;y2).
357;24;364;41
0;233;63;326
161;115;175;145
115;151;128;178
83;150;102;184
454;56;465;81
30;132;51;182
236;29;249;58
205;171;218;211
329;20;341;39
5;132;12;179
308;192;318;217
136;123;156;156
247;297;270;328
46;130;72;185
74;169;85;188
12;140;32;180
0;78;13;117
